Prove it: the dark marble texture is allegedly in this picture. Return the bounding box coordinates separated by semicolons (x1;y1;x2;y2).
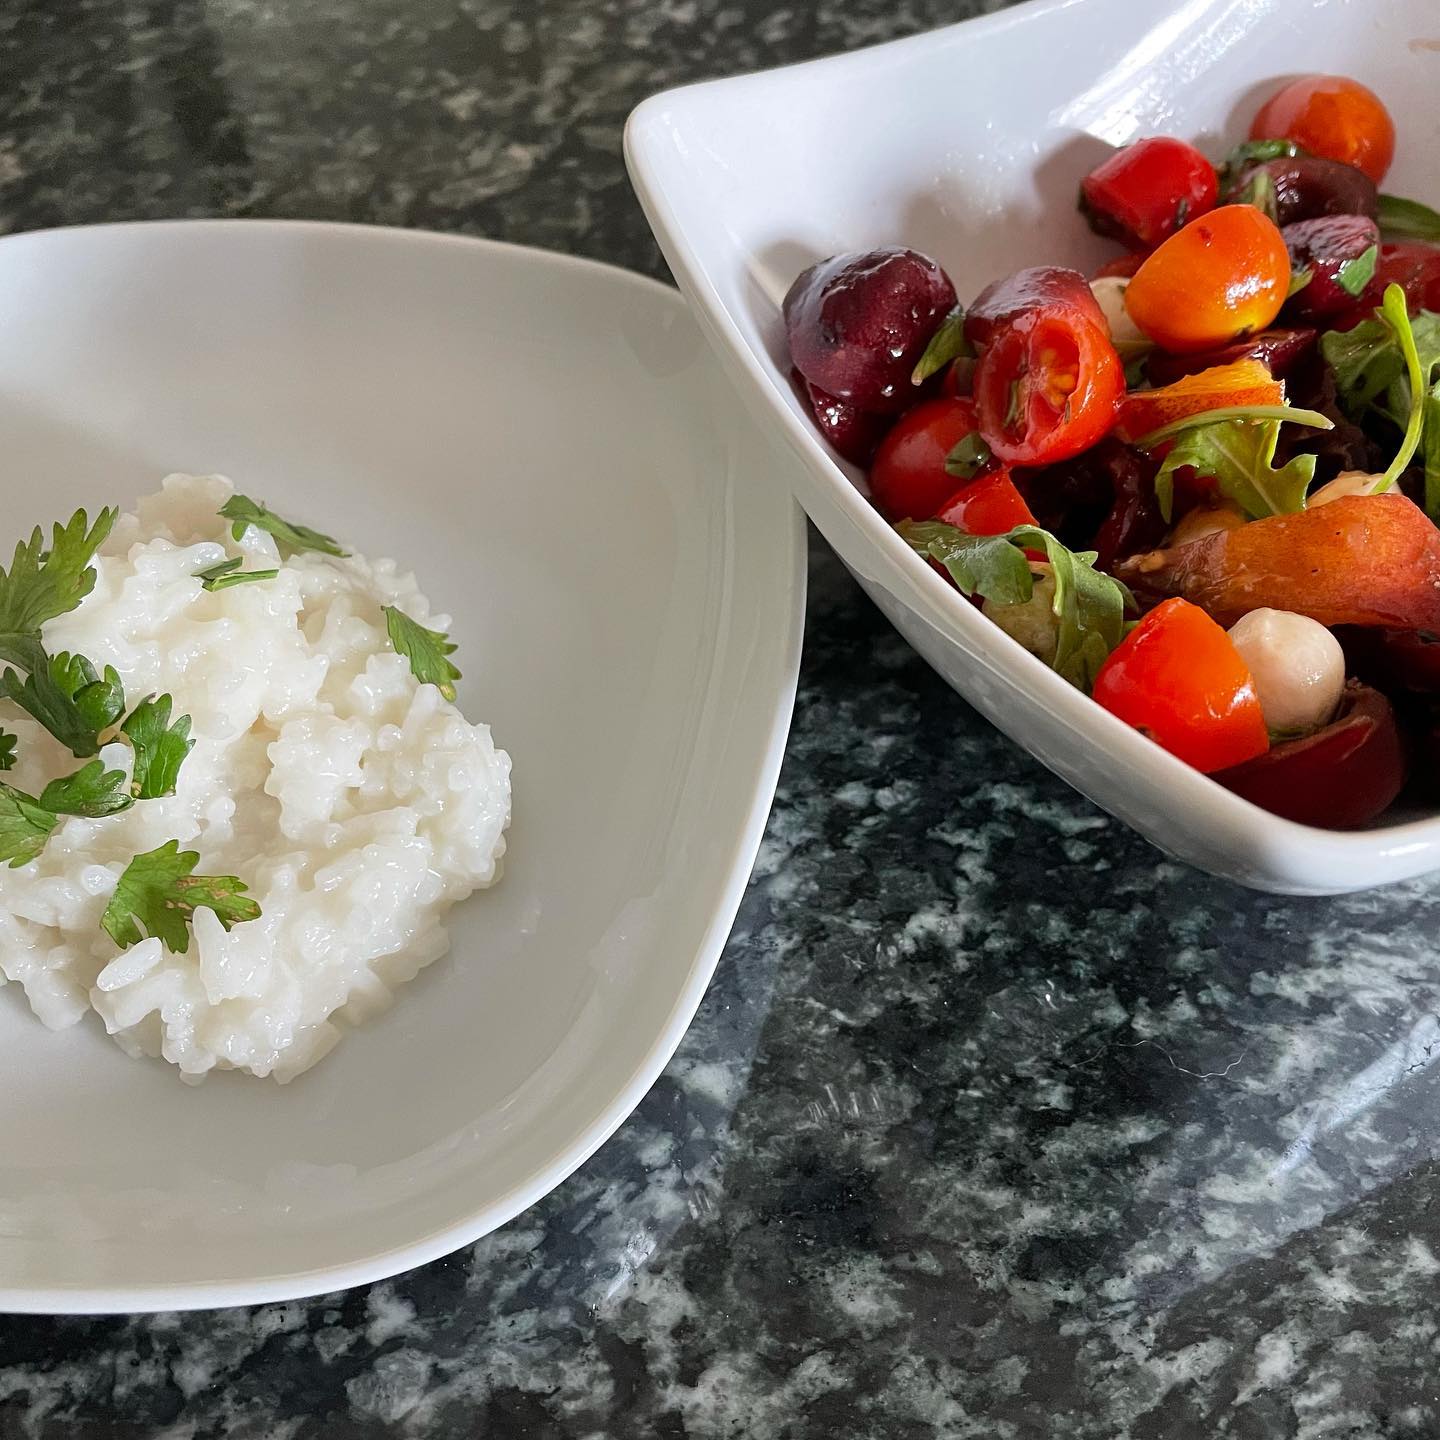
4;0;1440;1435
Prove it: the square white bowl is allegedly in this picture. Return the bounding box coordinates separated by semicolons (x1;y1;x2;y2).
627;0;1440;895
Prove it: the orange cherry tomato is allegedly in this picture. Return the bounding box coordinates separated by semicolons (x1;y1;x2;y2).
1092;597;1269;773
1113;358;1284;442
933;469;1036;535
1250;74;1396;186
869;397;984;520
1124;206;1291;355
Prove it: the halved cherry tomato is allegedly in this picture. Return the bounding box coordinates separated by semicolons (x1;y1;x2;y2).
1092;252;1146;281
964;266;1105;350
1092;597;1269;772
1216;682;1404;827
973;312;1123;466
868;396;984;520
1125;206;1291;354
1114;359;1284;443
933;468;1036;536
1079;137;1218;251
1250;74;1396;185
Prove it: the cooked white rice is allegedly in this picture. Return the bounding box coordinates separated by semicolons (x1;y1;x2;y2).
0;474;511;1082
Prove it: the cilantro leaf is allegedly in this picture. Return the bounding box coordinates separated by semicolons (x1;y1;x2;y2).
0;508;115;648
36;759;133;818
218;495;348;558
1377;193;1440;245
383;606;461;702
1156;418;1318;521
195;557;280;592
0;646;124;758
120;694;194;799
101;840;261;954
896;520;1132;692
0;730;15;773
911;307;971;386
0;788;58;867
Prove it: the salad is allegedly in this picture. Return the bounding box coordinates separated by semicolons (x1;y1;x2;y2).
784;73;1440;830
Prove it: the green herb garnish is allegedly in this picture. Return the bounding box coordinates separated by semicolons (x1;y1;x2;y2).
911;307;971;386
101;840;260;954
0;789;58;867
1377;193;1440;245
218;495;348;558
195;557;281;592
0;650;126;758
1336;244;1379;299
1217;137;1302;190
896;520;1132;691
943;432;993;481
383;606;461;702
1155;417;1320;522
0;759;135;868
0;731;16;773
121;695;194;800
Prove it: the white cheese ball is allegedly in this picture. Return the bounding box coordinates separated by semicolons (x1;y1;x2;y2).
1089;277;1151;356
983;565;1058;664
1308;470;1387;507
1228;608;1345;735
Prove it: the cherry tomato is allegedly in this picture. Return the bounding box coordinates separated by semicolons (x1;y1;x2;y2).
964;266;1105;350
1079;137;1218;251
1250;74;1396;185
972;312;1123;466
1125;206;1291;355
1215;682;1404;827
1115;358;1284;443
792;369;892;466
1092;252;1146;281
933;468;1036;536
1092;597;1269;772
869;397;984;520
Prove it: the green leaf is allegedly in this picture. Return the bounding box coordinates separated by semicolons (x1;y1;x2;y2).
1230;166;1278;223
120;694;194;800
943;432;993;481
101;840;261;954
36;758;133;818
0;646;124;758
1133;404;1333;453
1377;193;1440;245
0;788;57;868
911;306;971;386
1321;317;1410;410
218;495;348;558
383;606;461;702
194;556;281;592
0;508;115;642
0;731;16;773
1156;418;1316;521
1424;390;1440;521
1217;138;1302;189
895;520;1132;691
1336;243;1379;299
1376;283;1428;492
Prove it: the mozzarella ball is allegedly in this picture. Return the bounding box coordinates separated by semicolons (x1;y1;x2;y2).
1308;470;1386;507
983;565;1057;664
1228;608;1345;735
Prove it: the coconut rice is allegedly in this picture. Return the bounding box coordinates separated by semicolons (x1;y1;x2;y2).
0;474;511;1082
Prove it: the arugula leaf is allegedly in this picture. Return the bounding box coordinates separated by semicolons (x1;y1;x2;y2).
0;731;15;773
911;307;971;386
1336;244;1379;299
0;646;124;758
895;520;1132;691
36;759;133;818
218;495;348;558
1425;391;1440;522
1377;193;1440;244
1322;317;1411;409
0;788;58;867
943;432;993;481
101;840;260;954
1375;283;1428;492
1156;418;1317;521
195;557;280;592
383;606;461;702
121;694;194;800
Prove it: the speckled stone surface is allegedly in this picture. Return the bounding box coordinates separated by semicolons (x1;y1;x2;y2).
5;0;1440;1435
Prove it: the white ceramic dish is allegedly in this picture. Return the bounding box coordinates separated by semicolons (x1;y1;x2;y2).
0;220;805;1311
627;0;1440;895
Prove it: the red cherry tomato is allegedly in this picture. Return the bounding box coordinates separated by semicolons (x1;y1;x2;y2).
964;266;1106;350
973;311;1123;466
868;397;984;520
933;469;1036;536
1250;74;1396;185
1092;597;1269;773
1215;682;1404;828
1080;137;1219;251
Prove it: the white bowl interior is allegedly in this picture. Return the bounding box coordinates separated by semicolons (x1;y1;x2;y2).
0;222;803;1308
627;0;1440;893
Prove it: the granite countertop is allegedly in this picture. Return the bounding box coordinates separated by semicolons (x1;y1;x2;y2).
4;0;1440;1434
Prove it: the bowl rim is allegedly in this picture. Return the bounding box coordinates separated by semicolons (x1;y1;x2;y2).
0;217;808;1312
622;5;1440;890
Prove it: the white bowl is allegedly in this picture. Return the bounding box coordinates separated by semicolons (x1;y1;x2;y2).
627;0;1440;895
0;220;804;1311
